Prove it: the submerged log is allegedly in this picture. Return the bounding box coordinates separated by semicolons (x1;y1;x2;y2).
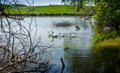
54;21;71;27
60;58;65;73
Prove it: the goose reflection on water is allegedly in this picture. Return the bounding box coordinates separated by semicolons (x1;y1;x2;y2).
59;32;65;37
69;33;77;38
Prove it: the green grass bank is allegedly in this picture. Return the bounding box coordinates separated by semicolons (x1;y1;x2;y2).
4;5;93;15
94;37;120;51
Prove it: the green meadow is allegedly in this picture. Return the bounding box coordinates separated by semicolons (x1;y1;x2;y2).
5;5;93;15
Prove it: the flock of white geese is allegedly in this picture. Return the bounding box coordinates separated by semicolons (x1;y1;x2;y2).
48;31;77;38
48;25;80;39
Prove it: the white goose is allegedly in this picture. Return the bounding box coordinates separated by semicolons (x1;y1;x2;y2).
52;33;58;38
48;31;59;38
51;31;58;38
48;31;53;36
69;33;77;38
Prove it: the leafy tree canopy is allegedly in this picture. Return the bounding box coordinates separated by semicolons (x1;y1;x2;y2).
62;0;120;33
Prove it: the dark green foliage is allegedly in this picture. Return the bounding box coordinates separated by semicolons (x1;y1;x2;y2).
94;0;120;31
93;30;118;44
0;4;12;13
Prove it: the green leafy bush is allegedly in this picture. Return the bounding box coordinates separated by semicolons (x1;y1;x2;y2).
93;30;118;44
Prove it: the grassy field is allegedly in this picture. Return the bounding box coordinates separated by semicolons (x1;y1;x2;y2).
4;5;93;15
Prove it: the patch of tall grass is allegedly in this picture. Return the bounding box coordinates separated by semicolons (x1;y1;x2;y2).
93;37;120;55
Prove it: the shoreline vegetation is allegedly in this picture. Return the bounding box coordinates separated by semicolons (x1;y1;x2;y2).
93;37;120;50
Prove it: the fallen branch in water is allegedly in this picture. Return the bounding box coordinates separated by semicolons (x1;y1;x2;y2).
60;58;65;73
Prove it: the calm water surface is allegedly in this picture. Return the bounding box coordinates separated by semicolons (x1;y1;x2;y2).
22;16;120;73
3;16;120;73
23;16;94;73
4;16;118;73
2;16;119;73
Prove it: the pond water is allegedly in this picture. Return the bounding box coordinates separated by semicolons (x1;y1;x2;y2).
1;16;120;73
21;16;94;73
19;16;120;73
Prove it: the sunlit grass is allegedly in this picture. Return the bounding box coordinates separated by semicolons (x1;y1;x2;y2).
96;37;120;49
93;37;120;55
5;5;93;15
